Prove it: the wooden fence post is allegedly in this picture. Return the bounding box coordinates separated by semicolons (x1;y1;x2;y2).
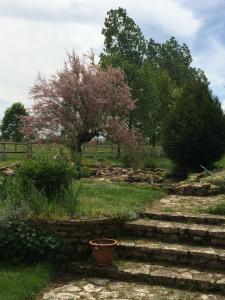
27;142;32;159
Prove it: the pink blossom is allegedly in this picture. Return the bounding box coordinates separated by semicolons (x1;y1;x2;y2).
22;51;137;152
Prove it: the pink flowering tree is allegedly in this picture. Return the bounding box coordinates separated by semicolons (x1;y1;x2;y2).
22;51;137;155
106;118;141;157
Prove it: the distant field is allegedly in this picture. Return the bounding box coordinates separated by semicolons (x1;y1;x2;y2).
3;141;225;172
2;141;224;172
0;142;167;167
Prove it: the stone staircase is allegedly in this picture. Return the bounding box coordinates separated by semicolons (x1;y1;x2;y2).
72;212;225;294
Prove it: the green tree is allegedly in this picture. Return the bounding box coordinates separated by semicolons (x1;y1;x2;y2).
100;7;146;129
147;37;193;87
1;102;27;141
101;7;146;66
162;78;225;175
137;61;176;150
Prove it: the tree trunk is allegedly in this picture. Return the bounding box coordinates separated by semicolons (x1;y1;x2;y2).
117;144;121;158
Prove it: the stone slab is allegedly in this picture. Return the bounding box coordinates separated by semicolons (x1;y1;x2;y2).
70;260;225;294
117;239;225;270
41;277;225;300
123;219;225;246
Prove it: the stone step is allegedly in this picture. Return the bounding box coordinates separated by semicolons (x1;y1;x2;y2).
72;259;225;293
123;219;225;246
141;211;225;225
117;238;225;270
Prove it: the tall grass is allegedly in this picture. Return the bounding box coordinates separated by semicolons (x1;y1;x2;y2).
0;176;163;220
63;183;81;218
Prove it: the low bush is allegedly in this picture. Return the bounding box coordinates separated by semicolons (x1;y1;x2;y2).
142;158;156;169
0;176;29;218
17;152;74;198
0;218;67;263
121;146;144;169
0;175;82;219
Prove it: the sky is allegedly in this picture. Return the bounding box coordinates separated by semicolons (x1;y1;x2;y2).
0;0;225;119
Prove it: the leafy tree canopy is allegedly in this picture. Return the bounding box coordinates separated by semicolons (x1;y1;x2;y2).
1;102;27;142
147;37;193;86
136;61;176;146
100;7;203;143
101;7;146;66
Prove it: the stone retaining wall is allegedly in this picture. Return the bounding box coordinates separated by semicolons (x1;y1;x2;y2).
31;218;122;257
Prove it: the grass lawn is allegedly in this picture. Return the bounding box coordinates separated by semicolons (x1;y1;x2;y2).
27;180;164;220
0;263;51;300
150;157;173;171
74;180;164;219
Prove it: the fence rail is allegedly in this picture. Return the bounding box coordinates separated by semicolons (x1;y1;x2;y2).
0;141;163;161
0;142;32;160
82;144;164;158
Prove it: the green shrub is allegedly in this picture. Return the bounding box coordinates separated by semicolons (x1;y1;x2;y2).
142;158;156;169
17;153;74;198
0;176;29;218
121;153;133;168
0;175;49;218
0;175;82;219
0;218;67;263
121;146;144;169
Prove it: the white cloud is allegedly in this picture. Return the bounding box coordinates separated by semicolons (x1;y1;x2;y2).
0;0;207;119
0;16;103;118
193;38;225;88
125;0;202;38
0;0;202;35
0;1;109;117
182;0;224;12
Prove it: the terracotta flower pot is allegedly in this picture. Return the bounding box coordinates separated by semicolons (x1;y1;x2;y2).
89;238;117;266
